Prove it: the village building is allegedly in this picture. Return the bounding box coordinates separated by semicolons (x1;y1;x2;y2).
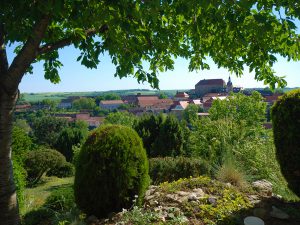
195;79;226;97
173;92;190;101
99;100;124;110
15;103;31;112
54;112;104;128
170;101;190;118
58;96;81;109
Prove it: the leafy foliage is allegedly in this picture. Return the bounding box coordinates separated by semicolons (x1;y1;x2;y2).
209;92;267;127
31;116;69;146
149;157;211;184
44;186;74;211
72;98;96;110
23;208;54;225
54;127;88;161
183;104;201;125
271;89;300;197
134;114;165;157
46;161;74;178
152;115;184;157
104;111;137;128
12;160;27;211
74;125;149;218
24;148;66;185
12;126;33;163
135;114;184;157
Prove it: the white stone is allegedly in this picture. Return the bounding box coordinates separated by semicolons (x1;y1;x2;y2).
244;216;265;225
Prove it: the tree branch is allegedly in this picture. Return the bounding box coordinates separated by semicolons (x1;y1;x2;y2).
0;24;8;76
5;15;50;93
38;25;108;55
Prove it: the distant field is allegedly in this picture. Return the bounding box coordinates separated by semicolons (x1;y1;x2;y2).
22;89;188;102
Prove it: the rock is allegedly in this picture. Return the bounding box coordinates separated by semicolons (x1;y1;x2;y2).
244;216;265;225
248;195;261;205
176;191;189;196
208;196;217;206
252;180;272;196
144;194;155;201
270;206;289;219
188;193;198;201
193;188;205;197
253;208;268;219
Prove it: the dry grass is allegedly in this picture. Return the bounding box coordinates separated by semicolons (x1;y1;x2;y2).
216;163;247;189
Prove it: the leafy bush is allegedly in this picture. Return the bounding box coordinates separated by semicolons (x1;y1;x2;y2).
149;157;211;184
135;114;184;157
12;126;33;163
24;148;66;185
272;89;300;197
23;208;54;225
44;186;74;211
12;160;27;211
46;162;74;178
134;114;165;157
31;116;69;146
152;115;184;157
74;125;150;218
209;91;267;127
54;127;87;161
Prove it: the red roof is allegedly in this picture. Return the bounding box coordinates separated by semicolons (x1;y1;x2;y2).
100;100;124;105
196;79;225;86
264;94;282;103
174;92;189;98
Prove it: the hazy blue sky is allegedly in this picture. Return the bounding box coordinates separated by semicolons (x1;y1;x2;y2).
7;43;300;93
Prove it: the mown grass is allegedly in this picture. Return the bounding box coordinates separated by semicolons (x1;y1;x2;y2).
22;176;74;215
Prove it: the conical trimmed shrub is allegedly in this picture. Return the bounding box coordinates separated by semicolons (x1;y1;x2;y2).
74;124;149;218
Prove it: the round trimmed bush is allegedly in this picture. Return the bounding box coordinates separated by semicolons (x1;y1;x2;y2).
46;162;74;178
271;89;300;197
74;125;149;218
24;148;66;185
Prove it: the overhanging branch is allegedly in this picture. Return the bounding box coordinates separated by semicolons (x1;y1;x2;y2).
38;25;108;55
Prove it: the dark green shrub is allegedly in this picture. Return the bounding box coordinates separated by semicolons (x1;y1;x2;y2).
149;157;211;184
135;114;184;157
54;127;87;161
24;148;66;185
44;186;74;211
46;162;74;178
152;115;184;157
74;125;149;218
134;114;165;157
271;89;300;197
12;160;27;211
23;208;54;225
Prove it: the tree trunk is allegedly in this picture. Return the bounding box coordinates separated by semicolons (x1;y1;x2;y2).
0;85;20;225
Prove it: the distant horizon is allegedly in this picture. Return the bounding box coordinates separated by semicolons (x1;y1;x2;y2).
6;43;300;93
20;86;299;94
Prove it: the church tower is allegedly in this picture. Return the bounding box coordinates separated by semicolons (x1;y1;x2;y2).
226;76;233;93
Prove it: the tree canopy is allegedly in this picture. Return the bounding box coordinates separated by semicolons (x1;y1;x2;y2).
209;91;267;127
1;1;300;224
2;1;300;90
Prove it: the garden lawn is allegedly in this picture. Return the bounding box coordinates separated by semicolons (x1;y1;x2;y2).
22;176;74;215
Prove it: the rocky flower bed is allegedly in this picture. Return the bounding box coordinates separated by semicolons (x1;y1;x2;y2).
88;177;300;225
